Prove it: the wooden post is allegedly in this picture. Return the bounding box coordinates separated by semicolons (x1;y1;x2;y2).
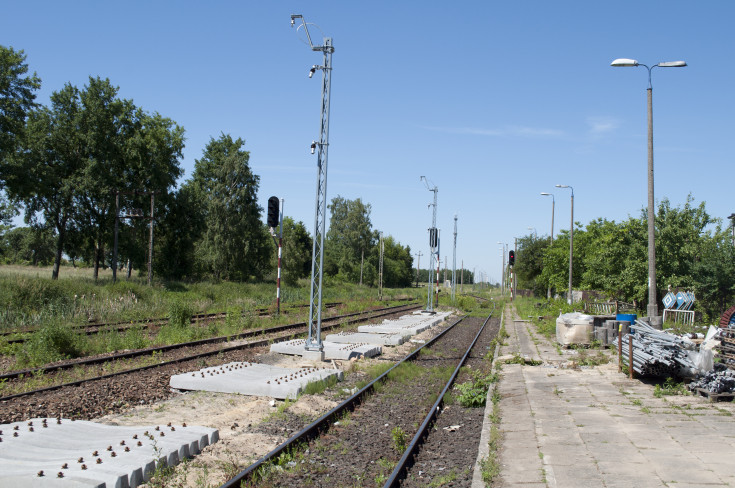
617;325;622;373
628;334;634;379
147;193;154;286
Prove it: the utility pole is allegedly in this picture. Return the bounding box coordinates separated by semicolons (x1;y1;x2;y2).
421;176;438;312
359;249;364;286
292;14;334;358
415;251;423;287
460;259;464;293
452;215;457;302
378;232;384;300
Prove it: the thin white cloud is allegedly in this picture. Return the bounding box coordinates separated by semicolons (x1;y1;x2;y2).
587;116;619;135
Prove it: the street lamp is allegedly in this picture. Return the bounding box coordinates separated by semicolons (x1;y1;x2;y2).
728;214;735;247
527;227;537;238
611;57;686;318
540;192;555;299
555;184;574;304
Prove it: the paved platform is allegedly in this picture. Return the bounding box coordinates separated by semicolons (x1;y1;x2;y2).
170;361;344;400
0;418;218;488
473;304;735;487
269;339;382;360
324;331;407;346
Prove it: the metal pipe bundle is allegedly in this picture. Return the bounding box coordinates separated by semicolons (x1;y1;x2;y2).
621;320;699;378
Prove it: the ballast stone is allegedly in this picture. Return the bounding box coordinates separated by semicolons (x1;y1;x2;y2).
170;361;344;399
0;418;218;488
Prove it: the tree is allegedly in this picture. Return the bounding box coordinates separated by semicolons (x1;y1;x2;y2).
0;45;41;165
273;217;312;286
0;226;55;265
5;77;185;280
380;236;414;287
515;234;550;296
6;84;86;279
325;196;375;282
186;134;268;281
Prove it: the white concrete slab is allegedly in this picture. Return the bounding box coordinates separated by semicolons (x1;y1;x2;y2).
0;418;218;488
358;311;451;336
324;331;407;346
170;361;344;399
269;339;382;360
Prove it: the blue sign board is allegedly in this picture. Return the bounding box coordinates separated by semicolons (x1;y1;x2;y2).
662;292;676;310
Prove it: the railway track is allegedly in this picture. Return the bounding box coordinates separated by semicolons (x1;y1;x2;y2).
0;301;344;345
222;309;498;487
0;302;421;412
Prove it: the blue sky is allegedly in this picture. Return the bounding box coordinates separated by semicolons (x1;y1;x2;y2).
3;1;733;284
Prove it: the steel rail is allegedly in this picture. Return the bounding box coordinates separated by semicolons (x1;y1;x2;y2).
0;303;420;400
219;313;470;488
384;306;494;486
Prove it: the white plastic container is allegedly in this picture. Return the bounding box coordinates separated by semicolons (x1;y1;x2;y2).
556;312;595;346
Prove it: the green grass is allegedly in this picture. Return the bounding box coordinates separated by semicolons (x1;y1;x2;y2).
0;264;425;368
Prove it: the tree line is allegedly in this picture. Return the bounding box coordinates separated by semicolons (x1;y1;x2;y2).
0;45;416;287
513;196;735;320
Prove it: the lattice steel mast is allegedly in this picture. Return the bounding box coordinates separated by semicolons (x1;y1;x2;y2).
421;176;438;312
291;14;334;354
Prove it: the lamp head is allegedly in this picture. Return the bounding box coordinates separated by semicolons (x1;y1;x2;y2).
308;66;317;78
611;58;639;67
540;192;551;196
555;184;568;189
657;61;687;68
310;141;317;154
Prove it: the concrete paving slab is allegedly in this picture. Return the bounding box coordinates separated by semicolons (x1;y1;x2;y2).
324;331;407;346
0;418;218;488
170;361;344;399
269;339;381;360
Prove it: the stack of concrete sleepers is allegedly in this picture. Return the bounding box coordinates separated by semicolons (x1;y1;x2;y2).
0;418;218;488
357;311;451;338
170;361;344;399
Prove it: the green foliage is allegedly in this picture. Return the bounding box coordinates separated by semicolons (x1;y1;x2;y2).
391;426;408;453
653;377;689;398
167;298;194;329
325;196;375;282
302;374;338;395
1;226;55;266
20;320;86;366
4;75;184;281
0;45;41;160
454;368;498;408
269;217;312;286
185;134;269;281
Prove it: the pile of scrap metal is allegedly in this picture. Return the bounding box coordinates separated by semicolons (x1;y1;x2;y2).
715;326;735;369
687;363;735;394
620;320;711;379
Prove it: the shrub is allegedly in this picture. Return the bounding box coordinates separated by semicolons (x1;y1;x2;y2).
21;320;86;366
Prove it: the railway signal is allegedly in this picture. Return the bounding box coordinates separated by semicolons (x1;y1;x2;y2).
509;250;515;266
267;196;280;228
266;196;284;315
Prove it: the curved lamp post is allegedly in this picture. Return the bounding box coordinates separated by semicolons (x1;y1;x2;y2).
555;184;573;304
611;58;686;318
540;192;555;299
